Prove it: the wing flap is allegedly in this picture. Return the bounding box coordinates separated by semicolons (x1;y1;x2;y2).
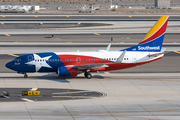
66;63;110;70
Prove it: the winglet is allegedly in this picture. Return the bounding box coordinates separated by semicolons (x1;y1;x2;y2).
105;44;111;51
115;50;126;63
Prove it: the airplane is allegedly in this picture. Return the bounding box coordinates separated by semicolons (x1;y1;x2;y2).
6;16;169;79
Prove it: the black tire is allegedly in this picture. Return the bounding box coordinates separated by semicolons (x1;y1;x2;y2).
86;73;92;79
84;72;88;77
24;74;28;78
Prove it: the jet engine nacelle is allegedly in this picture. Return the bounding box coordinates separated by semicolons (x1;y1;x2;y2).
58;67;77;77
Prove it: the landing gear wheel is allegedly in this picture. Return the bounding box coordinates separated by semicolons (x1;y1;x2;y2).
86;73;92;79
24;74;28;78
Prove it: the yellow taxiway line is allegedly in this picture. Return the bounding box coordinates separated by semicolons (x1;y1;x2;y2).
94;33;100;36
104;72;110;74
8;54;19;57
5;34;10;36
174;51;180;54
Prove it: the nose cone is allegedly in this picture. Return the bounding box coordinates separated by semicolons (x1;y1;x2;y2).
5;61;14;70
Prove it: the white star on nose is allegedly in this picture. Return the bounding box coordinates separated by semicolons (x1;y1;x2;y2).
26;54;52;72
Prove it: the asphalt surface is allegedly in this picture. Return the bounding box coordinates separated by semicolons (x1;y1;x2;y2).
0;73;180;120
0;88;105;102
0;33;179;43
2;51;180;73
0;15;180;119
0;15;180;21
0;23;113;29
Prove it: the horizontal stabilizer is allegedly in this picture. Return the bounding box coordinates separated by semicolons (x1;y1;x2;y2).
148;48;166;57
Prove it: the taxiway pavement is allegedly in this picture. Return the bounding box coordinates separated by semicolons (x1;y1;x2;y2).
0;15;180;21
0;73;180;120
0;33;180;43
0;15;180;120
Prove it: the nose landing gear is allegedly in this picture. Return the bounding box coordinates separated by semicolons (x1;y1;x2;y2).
24;74;28;78
84;72;92;79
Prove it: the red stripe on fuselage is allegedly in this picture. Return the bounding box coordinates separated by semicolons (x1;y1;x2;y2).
139;19;168;45
90;56;163;72
58;54;163;72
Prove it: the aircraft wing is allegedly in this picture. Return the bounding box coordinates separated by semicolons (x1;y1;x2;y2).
66;63;111;70
66;50;126;70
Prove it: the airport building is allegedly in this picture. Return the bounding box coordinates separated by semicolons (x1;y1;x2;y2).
155;0;170;8
0;5;39;13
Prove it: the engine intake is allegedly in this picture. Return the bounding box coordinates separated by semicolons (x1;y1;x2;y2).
58;67;77;77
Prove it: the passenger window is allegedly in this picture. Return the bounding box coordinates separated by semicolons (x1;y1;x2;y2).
127;58;128;60
86;59;88;61
65;59;67;61
89;59;91;61
124;58;126;60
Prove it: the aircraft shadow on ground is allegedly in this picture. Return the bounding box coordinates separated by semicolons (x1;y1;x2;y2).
0;73;106;83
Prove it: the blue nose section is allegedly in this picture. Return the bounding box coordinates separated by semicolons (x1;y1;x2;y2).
5;61;14;70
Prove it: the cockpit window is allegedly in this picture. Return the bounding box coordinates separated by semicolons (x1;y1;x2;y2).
13;58;21;62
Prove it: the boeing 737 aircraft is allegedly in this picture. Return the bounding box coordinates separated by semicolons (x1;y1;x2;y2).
6;16;169;79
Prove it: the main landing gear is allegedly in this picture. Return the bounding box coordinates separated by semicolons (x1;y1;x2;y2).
84;72;92;79
24;74;28;78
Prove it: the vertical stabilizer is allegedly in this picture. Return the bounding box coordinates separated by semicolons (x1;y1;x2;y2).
122;16;169;52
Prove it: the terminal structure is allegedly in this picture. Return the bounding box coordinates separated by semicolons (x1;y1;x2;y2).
155;0;170;8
